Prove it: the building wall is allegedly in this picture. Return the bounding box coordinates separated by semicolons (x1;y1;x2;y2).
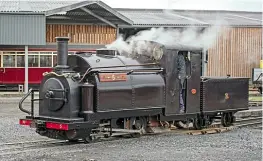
46;24;117;44
207;27;262;78
0;23;115;70
0;14;46;45
0;23;116;68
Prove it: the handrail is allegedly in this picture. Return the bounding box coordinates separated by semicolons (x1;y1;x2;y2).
96;68;163;73
79;67;163;83
19;88;33;115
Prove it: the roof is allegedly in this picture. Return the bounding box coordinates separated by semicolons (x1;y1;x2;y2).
172;10;262;26
116;8;263;27
0;1;77;12
0;1;133;26
116;10;208;27
0;1;262;27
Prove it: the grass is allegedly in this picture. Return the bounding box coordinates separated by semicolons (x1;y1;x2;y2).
249;96;262;102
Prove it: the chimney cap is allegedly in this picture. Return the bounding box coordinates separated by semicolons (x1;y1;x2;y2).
55;37;70;41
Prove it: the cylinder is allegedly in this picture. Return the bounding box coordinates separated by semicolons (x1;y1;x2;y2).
260;60;263;69
55;37;70;69
81;83;94;115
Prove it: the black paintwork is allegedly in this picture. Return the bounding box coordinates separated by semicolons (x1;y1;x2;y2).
55;37;70;70
160;49;180;115
39;75;81;119
200;77;249;113
185;52;201;114
80;83;94;116
93;73;165;112
82;108;163;123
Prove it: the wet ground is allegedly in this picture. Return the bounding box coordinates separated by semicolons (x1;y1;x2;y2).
0;100;262;161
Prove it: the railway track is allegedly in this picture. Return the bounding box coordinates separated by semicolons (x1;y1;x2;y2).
0;140;72;156
249;101;262;107
0;117;261;156
235;117;262;127
184;117;262;135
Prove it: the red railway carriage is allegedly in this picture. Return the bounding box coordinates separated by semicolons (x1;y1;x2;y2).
0;49;96;91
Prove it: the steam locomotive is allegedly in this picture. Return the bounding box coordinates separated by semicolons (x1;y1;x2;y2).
19;37;249;143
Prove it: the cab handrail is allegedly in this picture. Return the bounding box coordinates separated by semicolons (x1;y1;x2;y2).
18;88;40;117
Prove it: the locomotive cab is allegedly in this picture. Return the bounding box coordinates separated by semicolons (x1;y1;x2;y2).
141;42;203;116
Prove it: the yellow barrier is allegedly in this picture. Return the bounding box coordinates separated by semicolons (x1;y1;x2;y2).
260;60;263;69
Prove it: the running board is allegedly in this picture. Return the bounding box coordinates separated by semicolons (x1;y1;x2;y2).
103;128;142;133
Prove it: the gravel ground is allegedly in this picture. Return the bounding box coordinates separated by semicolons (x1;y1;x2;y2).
0;102;45;143
0;101;262;161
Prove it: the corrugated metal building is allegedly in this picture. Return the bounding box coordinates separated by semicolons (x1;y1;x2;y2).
0;13;46;45
0;0;262;91
0;0;132;47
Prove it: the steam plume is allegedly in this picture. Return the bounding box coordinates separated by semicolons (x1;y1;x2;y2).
106;19;227;55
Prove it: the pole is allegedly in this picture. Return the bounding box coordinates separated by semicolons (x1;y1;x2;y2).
116;25;119;38
262;4;263;60
24;45;28;93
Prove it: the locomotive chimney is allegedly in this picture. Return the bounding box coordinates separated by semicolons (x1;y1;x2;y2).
55;37;70;70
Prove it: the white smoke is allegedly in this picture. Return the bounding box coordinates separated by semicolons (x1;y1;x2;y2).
106;18;228;55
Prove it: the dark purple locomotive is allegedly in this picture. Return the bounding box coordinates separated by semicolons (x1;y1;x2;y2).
19;37;249;143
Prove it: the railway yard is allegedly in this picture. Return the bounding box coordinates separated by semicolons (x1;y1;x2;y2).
0;1;262;160
0;90;262;161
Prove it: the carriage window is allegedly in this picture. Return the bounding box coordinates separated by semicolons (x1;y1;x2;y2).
40;55;52;67
17;55;25;67
16;52;25;67
3;54;15;67
28;55;39;67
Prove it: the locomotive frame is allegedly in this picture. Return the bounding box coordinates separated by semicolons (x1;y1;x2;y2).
19;37;249;143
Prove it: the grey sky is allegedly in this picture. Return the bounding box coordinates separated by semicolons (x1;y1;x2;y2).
102;0;263;12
